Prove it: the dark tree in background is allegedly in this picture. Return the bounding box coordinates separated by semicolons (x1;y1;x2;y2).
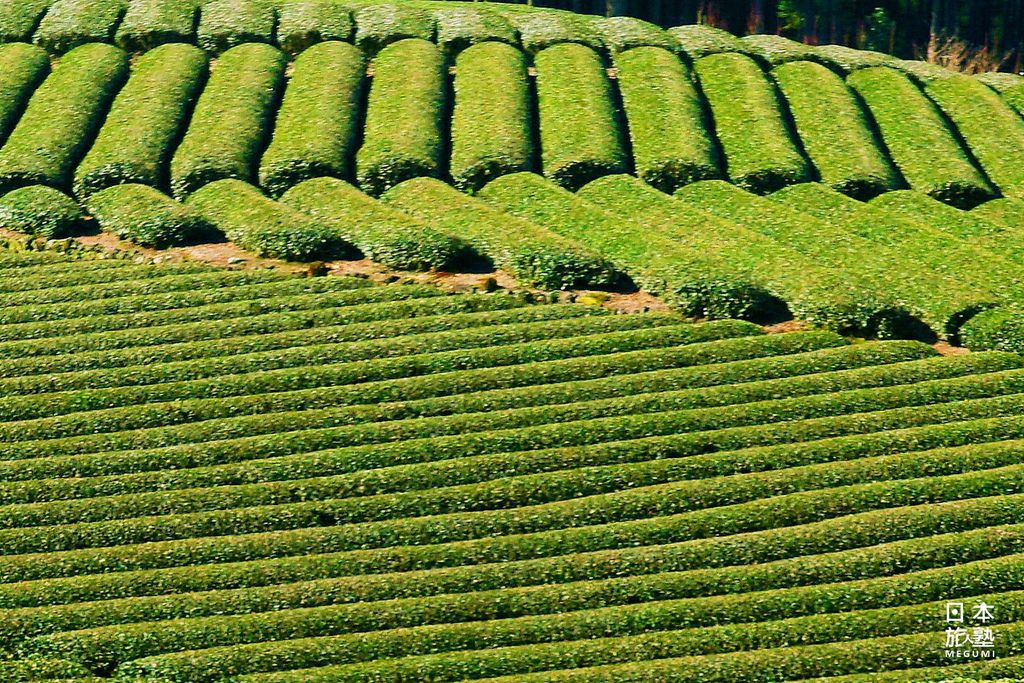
495;0;1024;71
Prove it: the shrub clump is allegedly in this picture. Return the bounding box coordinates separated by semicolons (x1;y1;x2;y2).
355;39;445;196
186;179;351;261
276;0;354;55
86;183;213;248
258;41;365;197
115;0;201;52
595;16;676;54
668;24;749;59
615;46;720;192
534;43;628;190
0;42;129;195
433;6;517;55
196;0;276;53
32;0;126;54
450;41;535;191
0;186;84;238
170;43;287;199
383;176;618;289
508;9;603;54
846;66;994;208
353;3;435;54
282;176;468;271
74;42;209;198
694;52;811;194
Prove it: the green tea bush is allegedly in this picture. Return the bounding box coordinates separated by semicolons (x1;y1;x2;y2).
581;175;900;332
26;377;1013;605
21;469;1024;666
320;618;1024;683
0;284;471;362
449;41;534;191
812;44;898;73
23;395;1010;604
0;657;91;680
282;176;468;270
0;280;416;345
0;317;706;447
772;60;899;198
197;0;276;53
186;179;349;261
356;38;444;195
668;24;748;59
0;317;753;424
0;261;187;296
33;0;126;54
847;67;994;207
0;271;338;328
1001;86;1024;118
595;16;675;54
977;71;1024;93
0;322;766;421
872;191;1024;262
5;342;943;490
74;43;208;197
276;0;353;54
0;268;270;310
115;0;200;52
0;186;84;238
353;3;434;54
0;303;597;381
14;493;1007;643
259;41;365;197
0;42;128;195
170;43;287;198
28;390;1024;550
960;308;1024;354
481;173;759;315
4;456;1023;586
113;579;1024;681
741;34;817;65
0;0;50;42
614;47;719;192
3;352;998;512
85;184;213;248
771;183;1016;336
694;52;811;193
383;177;617;288
433;6;517;55
678;182;986;340
0;43;49;146
972;197;1024;228
534;43;627;189
894;58;956;84
508;9;602;54
925;74;1024;200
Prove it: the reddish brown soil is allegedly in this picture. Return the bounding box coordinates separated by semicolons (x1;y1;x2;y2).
933;341;971;356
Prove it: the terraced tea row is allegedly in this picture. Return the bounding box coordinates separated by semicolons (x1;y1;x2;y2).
1;11;1023;225
0;251;1021;681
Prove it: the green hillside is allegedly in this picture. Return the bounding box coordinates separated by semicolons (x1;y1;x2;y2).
0;252;1021;681
1;2;1024;680
0;1;1023;347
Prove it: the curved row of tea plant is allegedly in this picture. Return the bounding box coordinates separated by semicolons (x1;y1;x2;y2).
0;250;1020;680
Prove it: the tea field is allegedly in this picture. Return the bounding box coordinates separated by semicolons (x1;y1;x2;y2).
0;252;1020;681
1;0;1024;680
0;0;1022;346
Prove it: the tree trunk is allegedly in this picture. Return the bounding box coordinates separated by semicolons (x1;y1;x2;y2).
929;0;942;60
748;0;764;34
